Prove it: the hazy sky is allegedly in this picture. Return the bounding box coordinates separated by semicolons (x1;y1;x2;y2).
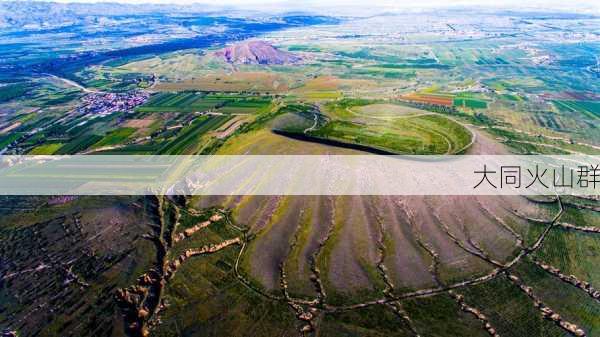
38;0;600;10
20;0;599;16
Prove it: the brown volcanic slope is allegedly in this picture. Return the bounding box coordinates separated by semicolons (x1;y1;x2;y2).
193;128;547;299
3;129;590;337
215;40;301;65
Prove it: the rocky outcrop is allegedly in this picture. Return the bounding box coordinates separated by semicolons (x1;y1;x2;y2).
117;198;243;337
280;263;320;335
556;222;600;234
448;290;500;337
164;238;241;279
562;201;600;213
172;213;224;243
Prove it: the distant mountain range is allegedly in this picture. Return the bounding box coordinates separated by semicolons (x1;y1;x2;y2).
0;1;162;29
215;40;301;65
0;1;338;30
3;1;597;31
2;1;596;33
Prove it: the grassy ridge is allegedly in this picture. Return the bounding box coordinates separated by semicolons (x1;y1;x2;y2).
274;100;472;154
306;115;472;154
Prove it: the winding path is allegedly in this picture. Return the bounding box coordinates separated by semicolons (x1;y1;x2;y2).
44;73;105;94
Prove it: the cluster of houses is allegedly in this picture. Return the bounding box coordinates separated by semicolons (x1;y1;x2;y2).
78;91;150;117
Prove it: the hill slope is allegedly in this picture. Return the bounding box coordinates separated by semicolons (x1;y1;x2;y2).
215;40;301;65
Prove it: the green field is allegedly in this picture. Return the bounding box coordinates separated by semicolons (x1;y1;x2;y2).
55;134;103;154
95;143;164;154
92;127;136;148
157;115;232;154
137;92;271;114
553;100;600;119
137;92;223;113
27;143;64;154
501;94;523;102
0;83;30;103
453;98;488;109
0;132;23;149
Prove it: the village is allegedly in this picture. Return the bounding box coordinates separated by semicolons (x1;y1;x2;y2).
77;91;151;117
